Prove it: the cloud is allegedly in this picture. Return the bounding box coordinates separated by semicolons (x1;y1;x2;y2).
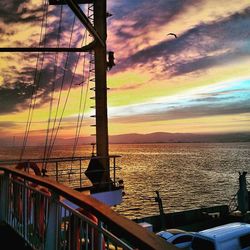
0;0;43;24
109;79;250;123
0;51;85;114
110;100;250;124
110;0;199;28
0;80;34;114
112;6;250;77
107;0;201;66
0;1;90;114
0;121;17;128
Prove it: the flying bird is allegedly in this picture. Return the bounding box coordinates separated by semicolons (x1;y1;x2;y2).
167;33;177;39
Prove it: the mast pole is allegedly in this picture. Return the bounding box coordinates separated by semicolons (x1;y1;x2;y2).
94;0;110;183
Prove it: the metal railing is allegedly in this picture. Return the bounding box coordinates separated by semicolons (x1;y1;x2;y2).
0;155;122;190
0;166;176;250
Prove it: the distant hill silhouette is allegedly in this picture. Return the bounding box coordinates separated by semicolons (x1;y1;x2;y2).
107;132;250;144
1;132;249;146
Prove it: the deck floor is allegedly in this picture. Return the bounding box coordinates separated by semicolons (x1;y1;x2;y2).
0;222;33;250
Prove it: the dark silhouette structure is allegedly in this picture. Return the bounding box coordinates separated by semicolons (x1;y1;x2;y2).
107;51;115;71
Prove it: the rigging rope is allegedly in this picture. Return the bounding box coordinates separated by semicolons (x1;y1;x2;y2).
71;51;90;159
43;15;90;169
44;15;76;162
20;1;92;171
42;5;64;171
71;5;93;159
20;0;49;160
69;4;94;172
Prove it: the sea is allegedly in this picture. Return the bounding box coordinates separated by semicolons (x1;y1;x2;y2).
0;142;249;220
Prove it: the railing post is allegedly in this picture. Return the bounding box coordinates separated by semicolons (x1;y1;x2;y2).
23;180;28;241
45;192;60;249
80;160;82;189
97;220;103;250
56;162;58;182
0;172;9;221
113;157;116;184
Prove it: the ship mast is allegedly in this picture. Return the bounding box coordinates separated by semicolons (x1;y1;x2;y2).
93;0;110;184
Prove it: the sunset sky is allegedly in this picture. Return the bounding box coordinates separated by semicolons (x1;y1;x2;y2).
0;0;250;144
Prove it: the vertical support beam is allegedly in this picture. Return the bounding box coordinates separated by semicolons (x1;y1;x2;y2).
55;162;59;182
0;172;9;221
113;157;116;183
97;220;103;250
45;193;60;249
80;160;82;188
94;0;110;184
23;181;28;241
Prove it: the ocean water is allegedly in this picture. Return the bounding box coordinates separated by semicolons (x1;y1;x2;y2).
0;142;249;220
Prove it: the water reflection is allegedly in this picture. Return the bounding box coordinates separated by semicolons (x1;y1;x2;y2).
0;142;249;220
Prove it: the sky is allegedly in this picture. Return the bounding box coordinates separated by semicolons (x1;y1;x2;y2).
0;0;250;144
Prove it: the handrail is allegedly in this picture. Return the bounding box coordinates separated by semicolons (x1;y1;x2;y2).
0;155;121;165
0;166;177;250
0;155;122;190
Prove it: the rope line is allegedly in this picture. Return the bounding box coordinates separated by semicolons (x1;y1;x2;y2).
42;5;64;170
20;0;49;160
71;46;89;159
20;2;92;167
70;5;93;161
45;17;89;164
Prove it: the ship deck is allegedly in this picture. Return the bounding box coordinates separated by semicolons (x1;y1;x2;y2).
0;221;33;250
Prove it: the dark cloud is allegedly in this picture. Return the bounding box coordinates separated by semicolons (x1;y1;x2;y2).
169;51;248;77
193;88;250;103
193;96;236;103
0;121;17;128
110;0;199;30
0;1;85;47
113;6;250;76
0;0;89;114
0;0;43;24
111;100;250;124
0;81;34;114
0;51;85;114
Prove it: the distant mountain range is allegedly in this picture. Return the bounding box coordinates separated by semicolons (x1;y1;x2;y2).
2;132;250;146
107;132;250;144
